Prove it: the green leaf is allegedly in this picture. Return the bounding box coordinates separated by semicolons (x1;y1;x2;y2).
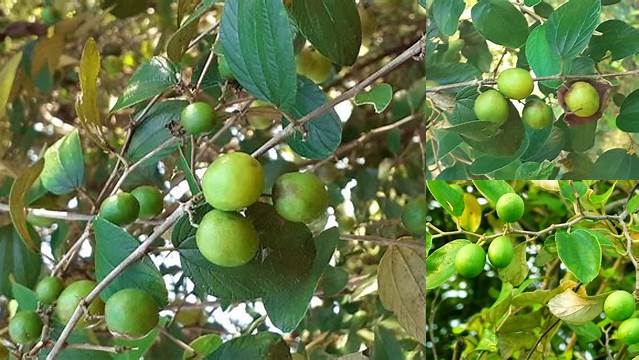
111;56;180;113
372;325;405;359
431;0;465;36
472;180;514;206
173;203;316;302
0;52;22;120
592;148;639;179
462;103;526;157
378;241;426;344
545;0;600;60
470;0;528;48
220;0;297;111
126;100;186;164
206;332;290;359
282;77;342;159
589;20;639;61
41;129;85;195
426;239;470;289
291;0;362;66
77;38;101;131
353;83;393;113
114;318;165;360
9;158;44;253
0;224;41;297
177;145;200;196
11;282;38;311
93;217;168;306
263;228;338;331
184;334;223;360
426;180;464;216
320;266;349;297
568;322;601;343
525;25;562;88
556;229;601;284
616;89;639;133
498;242;529;286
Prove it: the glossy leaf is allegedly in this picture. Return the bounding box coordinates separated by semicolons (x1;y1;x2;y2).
220;0;297;111
263;228;338;331
206;332;290;359
589;20;639;61
470;0;528;49
426;180;464;216
426;239;470;289
282;77;342;159
93;217;168;306
0;225;41;297
41;129;85;195
616;89;639;133
111;56;180;113
556;230;601;284
472;180;514;206
353;83;393;113
291;0;361;66
525;25;562;88
9;158;43;253
432;0;465;36
545;0;600;60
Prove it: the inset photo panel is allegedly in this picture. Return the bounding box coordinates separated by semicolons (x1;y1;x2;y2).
426;180;639;359
425;0;639;180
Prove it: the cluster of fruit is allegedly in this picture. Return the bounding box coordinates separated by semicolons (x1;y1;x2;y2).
604;290;639;345
474;68;601;129
99;185;164;225
195;151;329;267
9;278;159;345
454;193;524;278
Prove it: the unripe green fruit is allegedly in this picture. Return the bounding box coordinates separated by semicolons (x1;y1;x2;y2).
273;172;328;223
196;209;259;267
496;193;524;223
487;236;513;268
218;54;233;80
181;102;215;135
523;99;553;129
497;68;534;100
474;89;509;125
56;280;105;328
401;197;427;234
35;276;64;305
9;311;42;344
604;290;636;321
564;81;600;117
99;192;140;225
296;49;332;84
105;289;159;338
247;100;275;130
619;318;639;344
454;243;485;278
202;152;264;211
131;185;164;219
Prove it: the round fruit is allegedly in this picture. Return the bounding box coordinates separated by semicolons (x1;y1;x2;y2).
564;81;600;117
474;89;509;125
273;172;328;223
201;152;264;211
35;276;64;305
247;100;275;130
99;192;140;225
9;311;42;344
401;197;427;234
619;318;639;344
496;193;525;223
487;236;513;268
56;280;105;327
218;54;233;80
196;209;259;267
497;68;534;100
296;49;332;84
454;243;485;278
131;185;164;219
105;289;159;338
604;290;636;321
181;102;215;135
523;99;553;129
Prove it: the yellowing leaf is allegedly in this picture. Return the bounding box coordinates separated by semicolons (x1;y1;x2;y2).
78;38;102;129
547;289;606;324
454;193;482;232
377;239;426;343
0;52;23;121
31;34;64;76
8;159;44;253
